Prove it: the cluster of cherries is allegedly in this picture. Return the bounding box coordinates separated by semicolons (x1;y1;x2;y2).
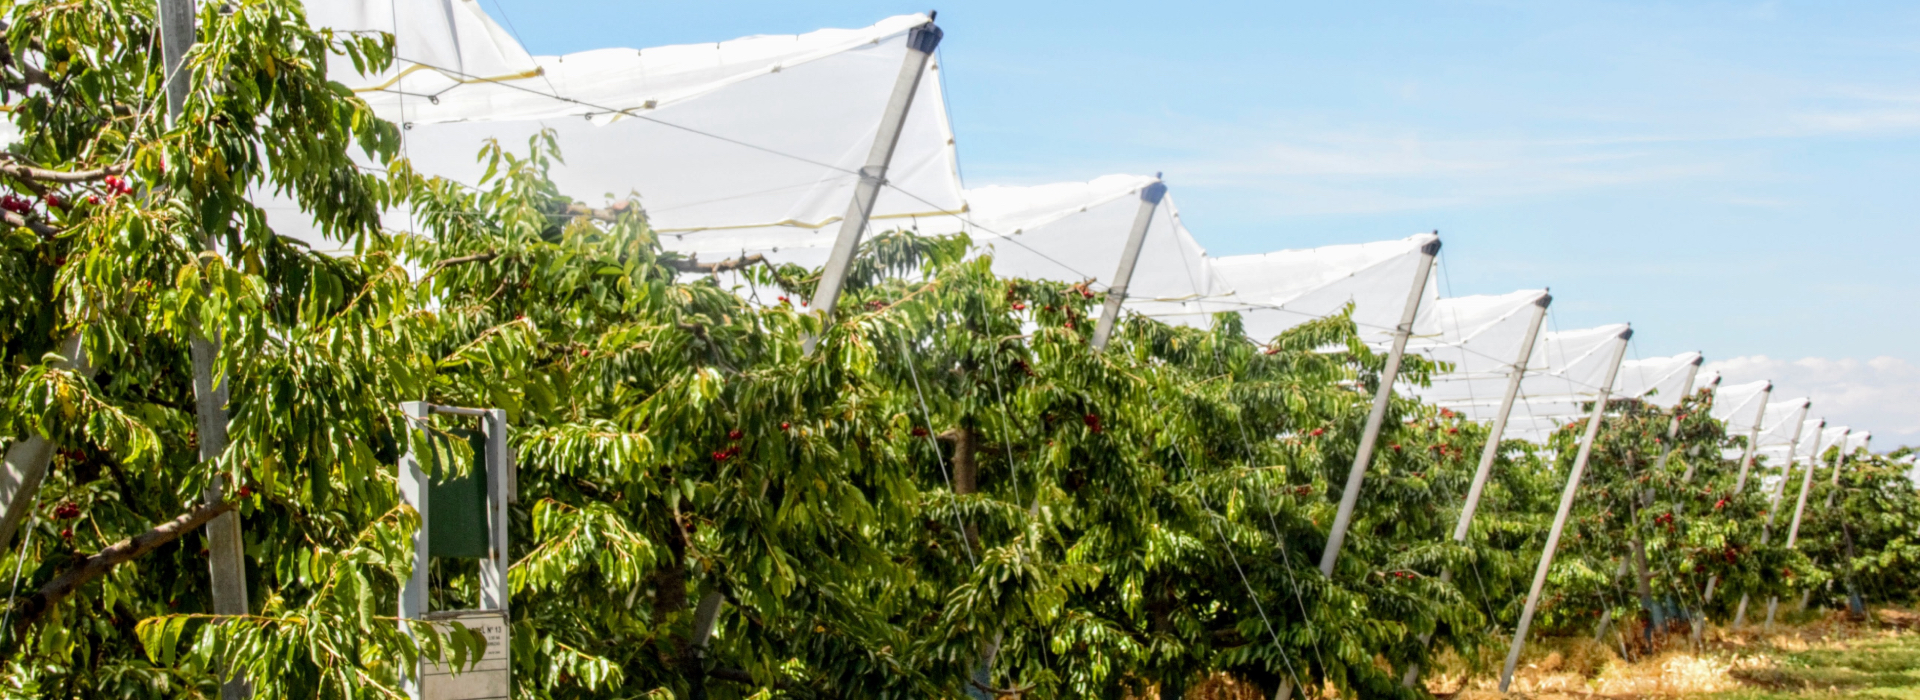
710;429;746;463
1386;570;1419;580
52;501;81;520
1290;484;1314;497
0;194;32;214
1081;413;1102;434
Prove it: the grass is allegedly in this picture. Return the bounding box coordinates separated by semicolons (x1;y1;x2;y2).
1715;633;1920;699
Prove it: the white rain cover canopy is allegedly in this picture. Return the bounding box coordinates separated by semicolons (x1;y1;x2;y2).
307;0;540;94
1755;399;1812;447
1617;353;1703;408
1846;432;1872;453
1404;291;1547;414
1710;381;1771;434
1794;420;1828;460
1755;444;1795;472
1819;426;1851;460
280;10;964;256
952;176;1211;301
1413;290;1550;377
1138;233;1440;345
1418;324;1628;415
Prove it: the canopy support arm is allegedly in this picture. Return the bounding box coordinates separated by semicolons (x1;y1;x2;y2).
804;22;944;353
1734;402;1809;628
1499;328;1632;693
1402;290;1550;688
1281;236;1437;700
1317;236;1440;575
1090;179;1168;351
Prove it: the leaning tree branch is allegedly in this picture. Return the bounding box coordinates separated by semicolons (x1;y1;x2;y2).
666;254;768;275
0;155;129;184
424;251;500;278
3;209;59;238
563;201;636;224
8;498;237;634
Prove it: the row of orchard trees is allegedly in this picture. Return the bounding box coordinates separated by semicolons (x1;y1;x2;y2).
1;2;1918;699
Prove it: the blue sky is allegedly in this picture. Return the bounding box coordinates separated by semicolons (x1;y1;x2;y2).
480;1;1920;441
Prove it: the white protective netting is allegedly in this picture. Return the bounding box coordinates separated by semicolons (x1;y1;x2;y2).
1418;323;1629;443
1711;381;1771;434
1133;233;1440;346
950;176;1211;302
282;7;964;258
1751;400;1813;470
1846;431;1873;454
306;0;540;95
1818;426;1851;467
1616;352;1704;409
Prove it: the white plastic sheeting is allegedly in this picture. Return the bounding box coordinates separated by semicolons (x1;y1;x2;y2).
1818;426;1851;461
1616;353;1703;409
1711;381;1771;434
951;176;1211;302
1412;290;1549;379
1793;419;1829;461
307;0;539;94
1135;233;1440;346
1846;431;1873;454
1754;399;1812;456
282;8;964;257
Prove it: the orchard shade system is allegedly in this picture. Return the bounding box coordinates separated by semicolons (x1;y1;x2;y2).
10;1;1892;695
284;9;964;260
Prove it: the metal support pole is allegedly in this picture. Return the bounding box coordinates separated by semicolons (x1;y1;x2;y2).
0;334;92;552
163;2;249;697
1499;328;1632;693
1402;291;1549;688
803;21;943;352
1679;372;1720;484
1707;384;1770;606
480;409;513;613
1280;237;1439;700
1732;385;1773;494
397;402;431;698
1659;358;1703;475
1734;402;1808;628
1769;422;1825;628
1317;236;1439;576
1089;179;1168;351
1825;428;1851;509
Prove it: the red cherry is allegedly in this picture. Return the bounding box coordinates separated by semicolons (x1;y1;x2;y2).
1083;414;1102;434
1309;428;1325;437
86;195;100;205
777;296;790;304
53;502;80;520
579;348;589;357
728;429;743;441
780;422;791;430
910;427;929;438
1448;428;1458;434
59;529;72;540
1391;444;1402;452
1012;303;1026;311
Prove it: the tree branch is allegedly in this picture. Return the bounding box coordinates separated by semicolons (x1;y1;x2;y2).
3;209;59;238
666;254;768;275
9;498;237;633
564;201;636;224
0;156;129;184
425;251;499;276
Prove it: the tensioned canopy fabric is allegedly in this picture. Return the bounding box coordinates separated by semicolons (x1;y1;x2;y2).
1754;399;1812;451
1846;431;1873;453
1616;353;1704;409
950;175;1211;304
282;8;964;257
1711;380;1771;434
1818;426;1851;460
1133;233;1441;346
306;0;539;95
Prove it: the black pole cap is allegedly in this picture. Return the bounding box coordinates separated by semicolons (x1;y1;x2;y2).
1535;293;1553;308
910;22;944;53
1141;181;1168;205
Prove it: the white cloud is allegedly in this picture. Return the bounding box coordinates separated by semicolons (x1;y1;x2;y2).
1703;355;1920;447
